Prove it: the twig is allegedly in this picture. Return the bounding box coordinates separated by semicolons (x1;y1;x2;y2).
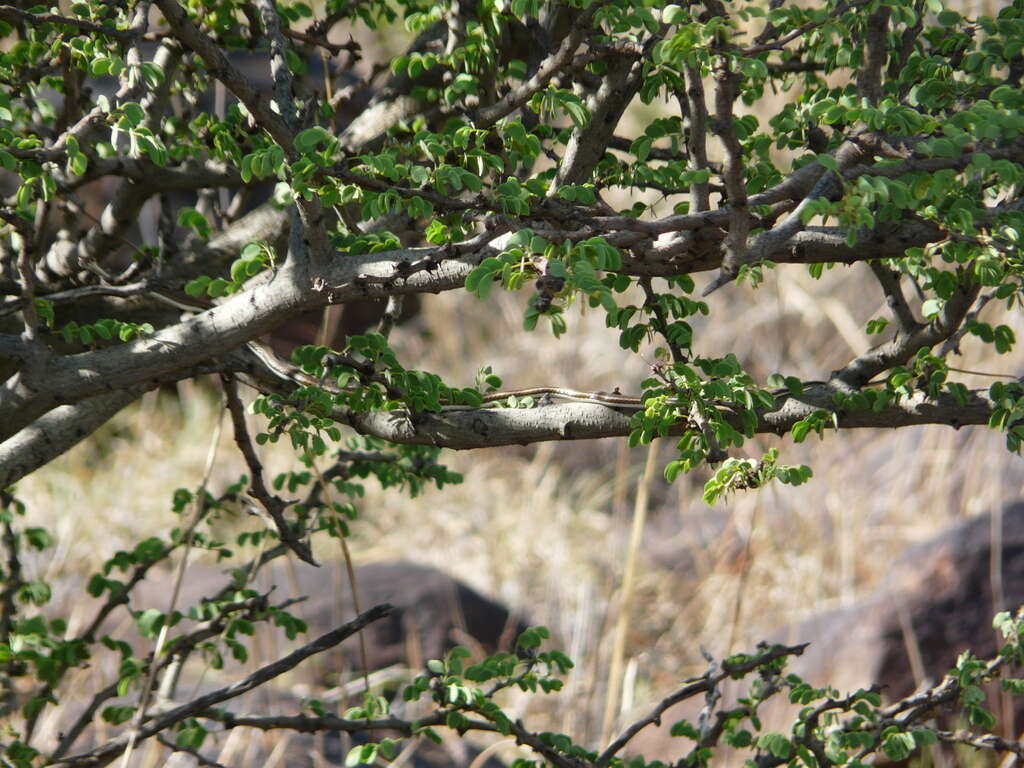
53;604;394;767
155;734;230;768
834;277;981;388
0;5;137;40
596;643;809;767
639;277;685;364
304;453;371;695
50;592;287;760
934;730;1024;758
221;374;317;565
868;260;919;337
282;26;347;55
0;283;149;318
202;707;497;736
26;480;220;744
472;6;598;128
743;0;872;55
51;682;121;760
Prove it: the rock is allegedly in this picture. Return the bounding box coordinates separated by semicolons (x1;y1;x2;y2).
278;559;530;674
125;558;530;678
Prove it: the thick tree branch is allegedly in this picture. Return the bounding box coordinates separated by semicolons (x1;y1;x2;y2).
327;385;1003;450
855;7;890;104
834;278;981;388
551;41;643;189
0;388;144;488
683;65;711;213
706;50;749;296
0;263;307;442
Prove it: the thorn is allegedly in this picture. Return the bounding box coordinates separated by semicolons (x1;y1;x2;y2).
701;270;733;297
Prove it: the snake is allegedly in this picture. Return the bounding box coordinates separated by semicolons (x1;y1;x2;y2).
150;290;645;411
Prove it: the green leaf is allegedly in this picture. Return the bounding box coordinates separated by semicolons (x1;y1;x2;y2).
177;207;211;238
136;608;164;638
662;4;686;23
230;259;249;285
758;733;792;759
295;126;331;154
816;154;838;171
670;720;699;739
882;731;917;761
120;102;145;127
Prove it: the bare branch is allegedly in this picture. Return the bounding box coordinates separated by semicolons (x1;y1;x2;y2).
335;384;1002;449
472;7;598;128
53;604;394;767
0;388;145;488
222;374;317;565
868;260;919;337
834;277;981;388
856;6;890;104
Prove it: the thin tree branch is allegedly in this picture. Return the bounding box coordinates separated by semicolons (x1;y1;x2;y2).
939;290;998;358
868;260;919;337
472;6;598;128
53;604;394;768
743;0;872;55
596;644;809;767
0;5;136;40
222;374;317;565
